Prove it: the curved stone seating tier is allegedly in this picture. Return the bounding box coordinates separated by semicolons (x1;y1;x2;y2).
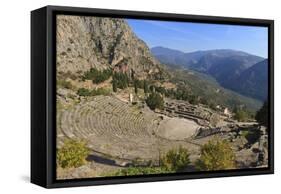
56;110;65;147
57;96;194;160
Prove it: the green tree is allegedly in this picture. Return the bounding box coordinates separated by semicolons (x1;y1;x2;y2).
155;86;166;95
233;106;253;122
57;139;90;168
196;139;236;171
134;80;138;94
77;88;91;96
149;85;155;93
255;101;268;127
133;79;144;89
146;92;164;110
161;146;190;171
143;80;148;94
234;110;248;121
189;95;199;105
83;68;112;84
113;72;129;89
112;79;117;92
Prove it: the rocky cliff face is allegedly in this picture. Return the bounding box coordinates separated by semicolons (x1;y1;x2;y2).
57;15;163;79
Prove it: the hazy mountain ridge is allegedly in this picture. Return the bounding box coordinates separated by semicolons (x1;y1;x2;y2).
151;46;267;100
151;46;263;68
225;59;268;101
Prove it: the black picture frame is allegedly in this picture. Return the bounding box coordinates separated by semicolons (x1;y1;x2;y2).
31;5;274;188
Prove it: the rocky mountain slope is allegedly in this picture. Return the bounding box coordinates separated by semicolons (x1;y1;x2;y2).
151;47;267;100
225;59;268;101
151;46;187;66
169;68;262;111
57;15;164;79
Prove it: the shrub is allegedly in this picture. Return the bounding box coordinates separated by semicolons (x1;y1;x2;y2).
166;87;198;103
161;146;190;171
106;147;190;176
209;102;217;110
91;88;110;96
234;109;248;121
77;87;110;96
57;139;90;168
67;93;76;99
196;139;236;171
233;106;254;122
77;88;91;96
149;85;155;93
146;92;164;110
83;68;112;84
255;101;268;127
109;167;172;176
240;129;260;145
57;79;73;90
189;95;199;105
154;86;166;95
135;79;144;89
112;72;129;89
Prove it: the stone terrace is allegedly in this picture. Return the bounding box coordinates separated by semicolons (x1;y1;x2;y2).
158;100;213;126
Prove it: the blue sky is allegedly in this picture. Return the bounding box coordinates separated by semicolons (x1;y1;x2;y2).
127;19;268;58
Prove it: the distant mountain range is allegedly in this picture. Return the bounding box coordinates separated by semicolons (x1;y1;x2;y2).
151;46;268;101
226;59;268;101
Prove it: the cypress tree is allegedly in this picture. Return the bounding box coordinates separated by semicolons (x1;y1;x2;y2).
134;80;138;94
144;80;148;94
112;79;117;92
